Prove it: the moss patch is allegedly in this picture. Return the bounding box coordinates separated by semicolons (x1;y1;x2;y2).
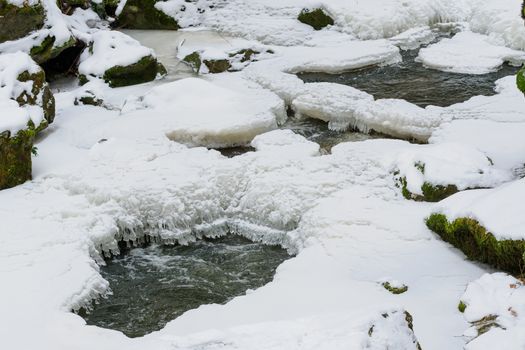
102;55;165;87
16;70;55;126
426;214;525;275
114;0;179;29
0;128;35;190
298;8;334;30
382;282;408;295
517;65;525;94
397;176;458;202
203;59;231;74
458;301;467;313
0;0;45;42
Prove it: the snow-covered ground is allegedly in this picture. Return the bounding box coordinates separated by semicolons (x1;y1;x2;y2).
2;0;525;349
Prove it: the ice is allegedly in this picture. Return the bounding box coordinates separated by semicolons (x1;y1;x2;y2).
251;129;320;157
417;31;525;74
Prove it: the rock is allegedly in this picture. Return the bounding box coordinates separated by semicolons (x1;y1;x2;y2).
113;0;179;29
382;281;409;295
0;52;55;189
297;8;334;30
29;35;77;65
183;48;273;74
78;31;166;87
0;0;45;42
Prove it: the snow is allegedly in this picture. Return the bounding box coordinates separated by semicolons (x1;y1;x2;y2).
78;30;155;78
2;0;525;349
417;31;525;74
0;52;45;134
460;273;525;349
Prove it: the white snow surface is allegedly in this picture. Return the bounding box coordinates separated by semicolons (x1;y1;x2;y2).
0;52;45;134
417;31;525;74
460;273;525;349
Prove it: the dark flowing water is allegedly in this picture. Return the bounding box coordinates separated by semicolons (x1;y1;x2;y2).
298;50;519;108
82;235;289;337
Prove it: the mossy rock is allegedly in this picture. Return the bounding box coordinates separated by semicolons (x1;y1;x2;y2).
298;8;334;30
16;70;55;125
458;301;466;313
398;176;458;202
0;128;35;190
114;0;179;29
517;65;525;94
203;59;231;73
30;36;77;65
426;214;525;274
183;51;202;73
0;0;45;42
74;91;103;106
102;55;165;87
382;281;408;295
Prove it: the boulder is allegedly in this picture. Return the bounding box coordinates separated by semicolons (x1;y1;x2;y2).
0;0;45;42
297;8;334;30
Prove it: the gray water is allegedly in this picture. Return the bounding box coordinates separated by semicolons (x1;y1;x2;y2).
82;235;289;337
298;49;519;108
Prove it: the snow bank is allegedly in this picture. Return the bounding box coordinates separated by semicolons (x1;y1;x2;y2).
417;31;525;74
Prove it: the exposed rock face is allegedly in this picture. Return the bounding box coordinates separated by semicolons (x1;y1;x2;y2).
0;128;35;190
113;0;179;29
102;55;166;87
0;0;45;42
297;8;334;30
16;69;55;127
426;214;525;274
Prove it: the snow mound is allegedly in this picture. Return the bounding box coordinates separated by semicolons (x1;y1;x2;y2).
417;31;525;74
251;129;320;157
460;273;525;349
117;77;286;148
394;142;511;195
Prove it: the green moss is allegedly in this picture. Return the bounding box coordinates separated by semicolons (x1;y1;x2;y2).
458;301;467;313
517;65;525;94
114;0;179;29
30;36;77;65
397;175;458;202
102;55;165;87
298;8;334;30
426;214;525;274
0;128;35;190
382;282;408;295
0;0;45;42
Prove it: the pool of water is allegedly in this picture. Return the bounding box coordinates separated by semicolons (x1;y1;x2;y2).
81;235;289;338
298;50;519;108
